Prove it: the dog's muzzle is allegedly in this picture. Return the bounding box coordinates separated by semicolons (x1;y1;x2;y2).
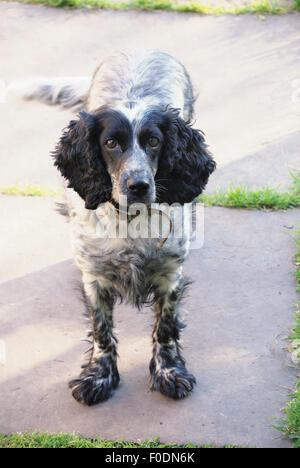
122;172;155;204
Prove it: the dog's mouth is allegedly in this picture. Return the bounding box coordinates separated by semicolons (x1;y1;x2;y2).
127;193;156;205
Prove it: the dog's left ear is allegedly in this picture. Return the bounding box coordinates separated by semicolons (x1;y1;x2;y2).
155;109;216;204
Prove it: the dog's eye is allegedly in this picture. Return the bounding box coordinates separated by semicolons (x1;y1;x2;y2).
148;136;159;147
105;138;118;149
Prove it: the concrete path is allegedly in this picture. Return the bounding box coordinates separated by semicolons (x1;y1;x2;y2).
1;4;300;191
0;196;298;448
0;3;300;448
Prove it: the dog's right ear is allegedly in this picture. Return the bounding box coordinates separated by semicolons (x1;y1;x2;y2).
52;111;112;210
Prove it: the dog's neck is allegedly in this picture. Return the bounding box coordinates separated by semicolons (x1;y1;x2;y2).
102;200;172;249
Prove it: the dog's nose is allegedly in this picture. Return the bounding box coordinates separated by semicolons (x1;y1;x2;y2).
127;179;150;196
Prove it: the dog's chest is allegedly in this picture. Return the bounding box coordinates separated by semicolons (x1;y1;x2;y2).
73;232;185;304
69;204;189;303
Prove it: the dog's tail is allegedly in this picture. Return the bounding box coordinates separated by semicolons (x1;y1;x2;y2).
8;76;91;108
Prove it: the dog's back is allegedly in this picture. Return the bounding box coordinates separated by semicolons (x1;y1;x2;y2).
87;50;195;121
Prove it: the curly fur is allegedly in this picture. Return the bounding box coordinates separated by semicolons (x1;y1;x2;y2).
53;111;113;210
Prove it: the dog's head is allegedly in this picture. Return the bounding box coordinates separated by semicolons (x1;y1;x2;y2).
52;105;216;209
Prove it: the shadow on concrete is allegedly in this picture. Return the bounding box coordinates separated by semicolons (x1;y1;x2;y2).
206;130;300;193
1;207;299;446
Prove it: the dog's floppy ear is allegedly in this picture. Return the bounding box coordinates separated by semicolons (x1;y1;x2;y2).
52;111;112;210
155;109;216;204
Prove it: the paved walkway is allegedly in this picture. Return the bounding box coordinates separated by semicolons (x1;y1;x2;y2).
1;4;300;191
0;196;298;448
0;3;299;448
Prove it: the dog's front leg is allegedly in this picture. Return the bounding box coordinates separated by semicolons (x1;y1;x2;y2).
69;274;119;406
150;277;196;400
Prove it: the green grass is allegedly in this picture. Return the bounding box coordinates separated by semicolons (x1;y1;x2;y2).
294;0;300;10
275;384;300;448
22;0;297;15
198;170;300;210
0;432;236;448
0;433;173;448
273;226;300;448
0;182;63;198
1;171;300;211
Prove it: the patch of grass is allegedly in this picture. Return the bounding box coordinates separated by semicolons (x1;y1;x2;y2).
0;432;236;448
199;170;300;210
23;0;296;15
273;225;300;448
175;0;287;14
1;171;300;211
294;0;300;10
275;384;300;448
0;182;63;198
199;185;300;210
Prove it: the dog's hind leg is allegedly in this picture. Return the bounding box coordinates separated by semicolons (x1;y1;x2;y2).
69;274;120;405
150;275;196;400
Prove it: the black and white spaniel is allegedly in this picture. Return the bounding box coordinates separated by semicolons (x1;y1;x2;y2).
13;50;216;405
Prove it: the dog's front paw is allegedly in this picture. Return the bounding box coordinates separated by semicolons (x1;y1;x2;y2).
150;362;196;400
69;363;120;406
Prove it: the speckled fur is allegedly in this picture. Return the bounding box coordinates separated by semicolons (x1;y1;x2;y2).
65;191;195;404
